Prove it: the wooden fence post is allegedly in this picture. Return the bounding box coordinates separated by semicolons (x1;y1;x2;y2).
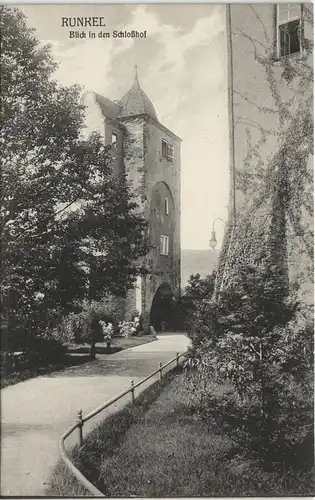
130;380;135;403
176;352;179;366
76;409;84;447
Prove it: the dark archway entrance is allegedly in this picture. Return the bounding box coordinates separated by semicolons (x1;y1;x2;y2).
150;282;175;332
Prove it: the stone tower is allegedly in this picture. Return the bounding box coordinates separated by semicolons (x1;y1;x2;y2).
81;69;181;332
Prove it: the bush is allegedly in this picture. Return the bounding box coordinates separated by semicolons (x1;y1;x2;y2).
1;351;27;374
50;314;78;344
118;320;141;338
25;332;66;365
57;298;123;359
181;272;217;340
1;332;66;375
185;261;313;470
99;321;114;348
127;311;145;334
56;298;121;346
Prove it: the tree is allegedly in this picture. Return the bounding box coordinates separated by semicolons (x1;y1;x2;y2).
181;272;216;343
0;6;148;353
191;261;313;467
78;310;103;360
183;272;216;301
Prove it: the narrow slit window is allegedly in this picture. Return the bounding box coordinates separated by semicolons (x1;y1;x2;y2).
111;132;118;148
162;139;168;158
164;197;169;215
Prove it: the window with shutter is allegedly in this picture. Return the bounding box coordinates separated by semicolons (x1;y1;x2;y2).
161;139;174;162
167;144;173;162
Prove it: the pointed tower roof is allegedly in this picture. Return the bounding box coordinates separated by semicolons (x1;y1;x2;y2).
119;66;158;120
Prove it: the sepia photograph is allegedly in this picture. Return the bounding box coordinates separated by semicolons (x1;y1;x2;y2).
0;2;314;497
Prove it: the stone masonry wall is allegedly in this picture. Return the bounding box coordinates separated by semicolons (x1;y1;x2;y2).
121;116;181;329
144;120;181;297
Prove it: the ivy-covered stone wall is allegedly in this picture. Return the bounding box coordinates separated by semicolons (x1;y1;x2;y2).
218;4;313;307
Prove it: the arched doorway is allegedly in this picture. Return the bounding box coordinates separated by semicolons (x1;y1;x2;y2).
150;282;175;332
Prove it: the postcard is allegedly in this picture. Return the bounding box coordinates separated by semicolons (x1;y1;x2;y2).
1;3;313;498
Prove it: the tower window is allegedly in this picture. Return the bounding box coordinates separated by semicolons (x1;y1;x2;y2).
277;4;302;57
164;197;169;215
160;235;169;255
162;139;173;162
111;132;117;148
162;140;167;158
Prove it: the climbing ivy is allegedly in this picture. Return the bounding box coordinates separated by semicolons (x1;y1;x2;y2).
187;5;314;470
216;4;313;296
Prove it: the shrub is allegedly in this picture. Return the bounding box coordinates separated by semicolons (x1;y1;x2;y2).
55;298;122;347
181;272;217;340
50;315;77;345
83;298;122;325
1;351;29;374
183;272;216;301
25;331;66;365
186;261;313;469
99;321;114;348
118;320;140;338
63;298;124;358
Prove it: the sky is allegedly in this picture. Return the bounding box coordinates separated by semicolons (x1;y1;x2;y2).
17;4;230;250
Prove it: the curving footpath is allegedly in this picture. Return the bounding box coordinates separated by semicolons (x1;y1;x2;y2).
1;333;190;496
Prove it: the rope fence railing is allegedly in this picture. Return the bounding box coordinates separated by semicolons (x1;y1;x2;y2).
59;351;186;497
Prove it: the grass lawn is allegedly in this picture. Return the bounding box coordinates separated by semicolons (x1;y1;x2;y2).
1;354;91;389
112;334;157;349
1;335;157;389
47;369;314;497
67;334;157;355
